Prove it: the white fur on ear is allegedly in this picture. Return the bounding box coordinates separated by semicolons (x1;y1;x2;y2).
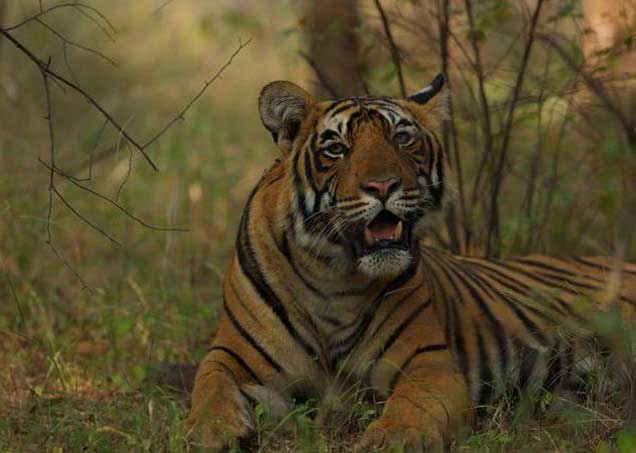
259;81;315;153
434;89;451;120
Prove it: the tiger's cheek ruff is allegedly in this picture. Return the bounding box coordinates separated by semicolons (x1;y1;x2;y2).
287;151;350;265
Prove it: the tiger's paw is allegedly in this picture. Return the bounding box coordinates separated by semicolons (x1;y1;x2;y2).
355;419;444;453
185;384;253;450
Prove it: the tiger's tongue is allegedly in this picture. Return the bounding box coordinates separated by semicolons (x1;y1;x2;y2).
369;222;397;240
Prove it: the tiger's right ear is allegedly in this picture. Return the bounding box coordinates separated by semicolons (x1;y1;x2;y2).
259;81;315;153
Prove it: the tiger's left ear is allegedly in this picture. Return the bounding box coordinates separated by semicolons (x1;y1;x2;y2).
259;81;315;154
407;73;449;123
408;73;445;104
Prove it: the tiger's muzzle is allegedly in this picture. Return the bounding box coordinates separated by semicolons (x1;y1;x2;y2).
338;184;423;278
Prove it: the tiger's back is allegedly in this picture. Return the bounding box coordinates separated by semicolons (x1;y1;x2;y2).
419;249;636;407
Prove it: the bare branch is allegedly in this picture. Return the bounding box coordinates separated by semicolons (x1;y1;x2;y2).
35;18;117;66
142;38;252;149
464;0;495;213
115;143;133;202
41;58;56;246
39;56;94;289
5;2;116;38
1;252;26;329
0;27;159;171
39;159;189;233
373;0;406;97
47;239;91;291
71;4;116;41
438;0;468;255
53;185;120;246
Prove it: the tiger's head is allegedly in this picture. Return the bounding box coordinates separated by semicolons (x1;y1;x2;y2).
258;75;448;279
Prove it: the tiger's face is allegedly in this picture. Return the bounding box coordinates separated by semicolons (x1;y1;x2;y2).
259;76;447;279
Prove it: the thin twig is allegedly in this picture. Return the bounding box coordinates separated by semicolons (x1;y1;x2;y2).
53;186;120;245
1;256;25;329
71;4;116;41
4;2;116;37
537;33;636;149
39;159;189;232
438;0;468;255
373;0;406;97
464;0;495;214
88;119;109;182
115;142;134;202
39;56;93;289
35;17;117;66
47;240;91;291
41;59;56;246
0;27;159;170
142;38;252;149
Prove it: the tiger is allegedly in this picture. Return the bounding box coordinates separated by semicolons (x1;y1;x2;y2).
185;74;636;451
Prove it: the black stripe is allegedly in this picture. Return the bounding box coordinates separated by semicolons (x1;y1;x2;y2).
313;150;331;173
319;129;340;142
573;257;636;276
462;265;550;348
425;258;471;385
441;259;509;381
543;342;565;390
330;263;418;362
465;263;556;324
369;284;424;338
513;257;604;283
389;344;448;390
280;233;328;299
476;329;495;406
324;100;355;116
304;151;320;190
503;261;636;307
209;359;239;383
319;315;342;327
373;299;432;362
451;299;470;386
228;278;263;327
500;261;597;294
223;301;283;374
208;345;264;385
466;260;577;319
516;340;539;390
235;185;318;359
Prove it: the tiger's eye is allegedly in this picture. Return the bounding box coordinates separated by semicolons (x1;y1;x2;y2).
393;131;413;147
323;143;347;158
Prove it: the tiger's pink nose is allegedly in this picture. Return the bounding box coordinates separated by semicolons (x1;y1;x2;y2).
360;177;401;200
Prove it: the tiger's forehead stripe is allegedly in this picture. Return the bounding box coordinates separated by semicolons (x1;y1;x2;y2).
319;98;416;143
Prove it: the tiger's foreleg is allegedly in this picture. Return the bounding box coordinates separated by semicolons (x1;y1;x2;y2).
185;341;254;448
357;349;472;452
185;313;283;449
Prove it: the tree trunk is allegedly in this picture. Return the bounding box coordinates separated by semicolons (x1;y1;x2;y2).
303;0;365;98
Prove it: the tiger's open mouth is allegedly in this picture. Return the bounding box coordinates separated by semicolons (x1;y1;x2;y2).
352;210;413;257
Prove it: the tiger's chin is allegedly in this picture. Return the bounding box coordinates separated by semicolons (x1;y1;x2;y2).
357;249;413;279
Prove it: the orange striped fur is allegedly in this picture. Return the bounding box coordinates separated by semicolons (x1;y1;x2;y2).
185;77;636;451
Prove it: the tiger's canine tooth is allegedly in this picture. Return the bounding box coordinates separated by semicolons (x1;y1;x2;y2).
394;220;403;239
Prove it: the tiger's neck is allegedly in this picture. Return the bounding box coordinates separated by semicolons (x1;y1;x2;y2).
256;168;394;330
